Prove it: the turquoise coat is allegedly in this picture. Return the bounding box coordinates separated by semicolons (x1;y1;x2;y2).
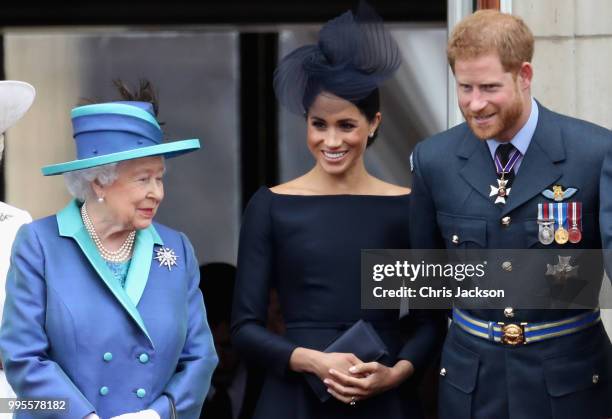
0;200;218;418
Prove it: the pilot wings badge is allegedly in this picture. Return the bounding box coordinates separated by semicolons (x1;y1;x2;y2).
542;185;578;202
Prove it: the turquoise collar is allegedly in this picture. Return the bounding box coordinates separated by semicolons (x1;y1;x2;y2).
57;200;163;345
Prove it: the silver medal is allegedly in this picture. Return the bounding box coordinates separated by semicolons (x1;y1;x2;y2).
538;222;555;245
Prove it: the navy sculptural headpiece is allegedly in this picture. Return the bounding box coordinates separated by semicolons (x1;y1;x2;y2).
273;1;401;114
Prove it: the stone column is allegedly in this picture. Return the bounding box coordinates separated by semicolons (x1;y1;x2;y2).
513;0;612;335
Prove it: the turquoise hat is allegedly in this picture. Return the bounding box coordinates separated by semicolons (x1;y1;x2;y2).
42;101;200;176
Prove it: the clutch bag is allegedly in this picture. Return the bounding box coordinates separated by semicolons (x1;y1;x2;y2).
304;320;389;402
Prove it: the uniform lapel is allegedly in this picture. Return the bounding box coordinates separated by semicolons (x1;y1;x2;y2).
57;200;153;345
501;106;564;216
457;129;500;205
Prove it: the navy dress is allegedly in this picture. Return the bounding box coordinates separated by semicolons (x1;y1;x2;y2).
231;187;444;419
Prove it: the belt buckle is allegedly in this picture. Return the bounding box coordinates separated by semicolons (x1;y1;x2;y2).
498;322;526;345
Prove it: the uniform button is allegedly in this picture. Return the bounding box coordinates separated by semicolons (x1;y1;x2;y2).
451;235;459;244
504;307;515;318
593;374;599;384
103;352;113;362
139;353;149;364
502;261;512;272
439;368;447;377
501;216;511;226
136;388;146;398
99;386;109;396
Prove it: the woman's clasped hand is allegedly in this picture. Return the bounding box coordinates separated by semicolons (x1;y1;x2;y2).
324;359;415;404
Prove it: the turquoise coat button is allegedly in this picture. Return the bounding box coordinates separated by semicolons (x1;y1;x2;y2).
103;352;113;362
138;353;149;364
99;386;109;396
136;388;146;398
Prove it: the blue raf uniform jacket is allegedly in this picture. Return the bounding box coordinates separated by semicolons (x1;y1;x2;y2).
602;145;612;275
0;200;218;419
410;102;612;419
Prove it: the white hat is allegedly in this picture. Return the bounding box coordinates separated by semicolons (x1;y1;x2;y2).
0;80;35;135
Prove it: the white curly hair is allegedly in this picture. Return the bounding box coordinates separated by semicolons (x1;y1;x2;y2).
63;163;119;202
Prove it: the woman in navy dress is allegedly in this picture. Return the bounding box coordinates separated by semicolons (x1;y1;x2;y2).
231;4;445;418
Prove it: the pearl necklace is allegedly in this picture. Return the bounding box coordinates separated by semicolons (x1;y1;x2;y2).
81;202;135;263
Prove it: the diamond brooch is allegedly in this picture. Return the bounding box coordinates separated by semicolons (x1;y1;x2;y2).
154;247;179;271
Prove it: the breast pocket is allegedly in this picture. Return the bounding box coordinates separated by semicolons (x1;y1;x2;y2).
523;218;540;248
523;212;598;248
437;212;487;249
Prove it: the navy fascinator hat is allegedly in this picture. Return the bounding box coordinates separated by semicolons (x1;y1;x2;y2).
273;1;401;114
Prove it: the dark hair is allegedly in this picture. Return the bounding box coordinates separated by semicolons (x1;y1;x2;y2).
304;87;381;147
77;79;164;125
355;89;380;147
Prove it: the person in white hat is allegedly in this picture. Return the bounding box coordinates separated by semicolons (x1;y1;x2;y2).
0;80;35;400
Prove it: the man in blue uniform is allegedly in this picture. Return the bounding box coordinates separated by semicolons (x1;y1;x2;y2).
409;10;612;419
603;148;612;285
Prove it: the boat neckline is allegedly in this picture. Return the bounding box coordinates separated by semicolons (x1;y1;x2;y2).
264;186;411;198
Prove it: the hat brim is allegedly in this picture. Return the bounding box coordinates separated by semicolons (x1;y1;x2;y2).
0;81;36;134
41;139;200;176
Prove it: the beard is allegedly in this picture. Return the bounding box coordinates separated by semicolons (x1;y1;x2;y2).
462;93;524;141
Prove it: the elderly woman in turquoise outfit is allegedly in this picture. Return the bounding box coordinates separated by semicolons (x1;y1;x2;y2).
0;85;218;419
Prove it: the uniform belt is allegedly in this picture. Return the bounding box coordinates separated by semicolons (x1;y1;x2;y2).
452;308;601;346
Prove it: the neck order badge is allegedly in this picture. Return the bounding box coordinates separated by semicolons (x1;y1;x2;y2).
489;143;520;204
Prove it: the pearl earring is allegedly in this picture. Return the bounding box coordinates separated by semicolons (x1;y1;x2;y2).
369;132;375;138
97;196;104;203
